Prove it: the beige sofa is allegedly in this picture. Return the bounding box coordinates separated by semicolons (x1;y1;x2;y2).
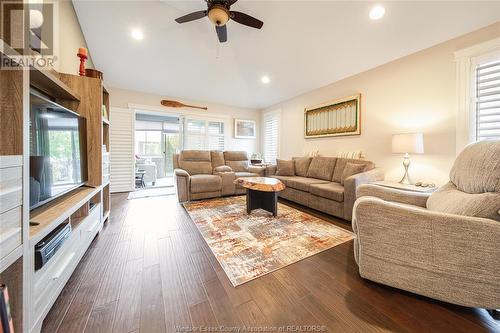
352;140;500;309
173;150;265;202
268;156;384;221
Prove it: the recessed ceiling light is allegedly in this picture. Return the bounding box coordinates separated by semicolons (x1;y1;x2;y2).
131;28;144;40
369;5;385;20
261;75;270;84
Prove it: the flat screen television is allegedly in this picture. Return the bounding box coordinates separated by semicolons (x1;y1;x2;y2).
30;89;87;210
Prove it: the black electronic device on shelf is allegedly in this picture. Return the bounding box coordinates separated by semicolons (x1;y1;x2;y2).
34;222;72;270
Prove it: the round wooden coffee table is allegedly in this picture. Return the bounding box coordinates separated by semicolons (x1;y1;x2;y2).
234;177;285;217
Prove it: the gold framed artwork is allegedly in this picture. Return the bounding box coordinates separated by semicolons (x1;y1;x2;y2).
304;94;361;138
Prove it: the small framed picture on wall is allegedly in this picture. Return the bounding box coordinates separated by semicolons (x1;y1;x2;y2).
234;119;256;139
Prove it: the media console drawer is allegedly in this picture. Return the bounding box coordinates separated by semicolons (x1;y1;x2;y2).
33;227;81;315
32;203;102;321
0;206;22;261
0;165;22;214
81;206;102;246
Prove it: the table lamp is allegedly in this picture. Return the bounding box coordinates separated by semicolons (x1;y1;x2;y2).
392;133;424;185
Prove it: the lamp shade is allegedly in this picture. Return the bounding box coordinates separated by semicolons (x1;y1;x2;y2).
392;133;424;154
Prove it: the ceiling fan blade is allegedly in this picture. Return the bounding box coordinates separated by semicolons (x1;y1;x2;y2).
230;11;263;29
175;10;207;24
227;0;238;6
215;25;227;43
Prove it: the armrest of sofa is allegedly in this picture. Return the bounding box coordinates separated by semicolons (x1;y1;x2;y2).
352;196;500;308
174;168;190;202
356;183;430;208
214;165;232;173
248;165;266;176
265;165;277;176
213;169;236;196
343;168;385;220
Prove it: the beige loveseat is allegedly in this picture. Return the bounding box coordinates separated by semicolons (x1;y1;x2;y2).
352;140;500;309
268;157;384;221
173;150;265;202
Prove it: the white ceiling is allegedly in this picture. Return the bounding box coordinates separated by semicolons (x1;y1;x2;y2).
73;1;500;109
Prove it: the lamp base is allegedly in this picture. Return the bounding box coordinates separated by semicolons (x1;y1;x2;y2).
398;153;413;185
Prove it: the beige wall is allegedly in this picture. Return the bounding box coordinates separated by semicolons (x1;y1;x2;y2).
109;88;261;154
262;22;500;185
53;0;94;74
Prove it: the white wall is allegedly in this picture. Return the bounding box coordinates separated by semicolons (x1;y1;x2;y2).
262;22;500;185
109;87;261;154
53;0;94;74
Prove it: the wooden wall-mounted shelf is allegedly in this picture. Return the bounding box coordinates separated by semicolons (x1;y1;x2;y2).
29;186;100;243
57;74;104;187
30;66;80;102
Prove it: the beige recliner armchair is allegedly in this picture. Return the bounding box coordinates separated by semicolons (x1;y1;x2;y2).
173;150;265;202
352;140;500;309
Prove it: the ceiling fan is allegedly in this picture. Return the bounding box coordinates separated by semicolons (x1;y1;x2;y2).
174;0;263;43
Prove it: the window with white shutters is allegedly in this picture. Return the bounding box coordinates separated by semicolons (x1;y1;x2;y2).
475;59;500;141
185;118;225;150
207;121;225;150
263;111;280;163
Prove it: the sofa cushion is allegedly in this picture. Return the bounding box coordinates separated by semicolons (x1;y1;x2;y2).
225;160;248;172
309;182;344;202
224;151;249;172
235;172;259;178
178;150;212;175
307;157;337;181
341;162;366;185
292;157;312;177
210;151;225;168
224;151;248;161
333;158;375;182
427;182;500;222
449;140;500;194
270;175;295;186
180;150;211;161
190;174;222;193
276;159;295;176
287;176;329;192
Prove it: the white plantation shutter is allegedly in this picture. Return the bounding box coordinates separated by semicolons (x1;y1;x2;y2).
110;108;135;193
185;119;206;150
475;59;500;140
185;118;225;150
207;121;225;150
263;111;280;163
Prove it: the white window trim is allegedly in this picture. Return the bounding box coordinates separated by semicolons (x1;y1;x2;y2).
130;104;229;151
455;37;500;154
261;109;281;163
183;115;228;151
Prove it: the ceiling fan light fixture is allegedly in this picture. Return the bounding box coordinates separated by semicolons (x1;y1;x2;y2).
208;5;229;26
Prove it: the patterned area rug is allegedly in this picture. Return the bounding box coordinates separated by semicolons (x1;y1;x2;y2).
183;196;354;286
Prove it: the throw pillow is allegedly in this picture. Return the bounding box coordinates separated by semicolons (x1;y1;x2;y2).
276;159;295;176
307;157;336;180
292;157;312;177
341;162;366;185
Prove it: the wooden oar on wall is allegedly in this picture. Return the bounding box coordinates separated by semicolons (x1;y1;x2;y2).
161;99;208;111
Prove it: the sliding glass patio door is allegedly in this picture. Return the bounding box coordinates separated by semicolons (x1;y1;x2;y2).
135;114;180;187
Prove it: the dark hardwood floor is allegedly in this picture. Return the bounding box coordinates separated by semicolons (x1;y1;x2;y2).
42;193;500;333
